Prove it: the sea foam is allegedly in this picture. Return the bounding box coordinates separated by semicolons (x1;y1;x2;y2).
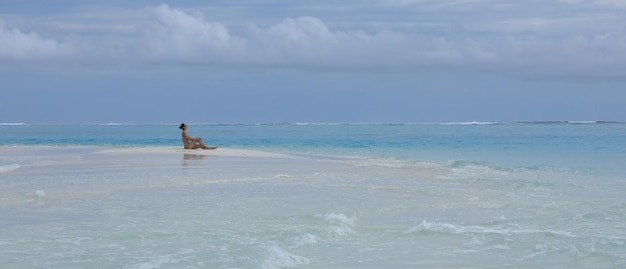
0;164;20;173
324;213;356;236
407;219;574;238
261;243;310;269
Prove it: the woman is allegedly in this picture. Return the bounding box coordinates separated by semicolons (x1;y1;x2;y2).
179;123;218;149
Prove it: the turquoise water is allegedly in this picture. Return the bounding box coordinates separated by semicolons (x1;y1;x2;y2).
2;122;625;172
1;122;626;268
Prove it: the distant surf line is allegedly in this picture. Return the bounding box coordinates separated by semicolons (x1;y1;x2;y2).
1;121;623;126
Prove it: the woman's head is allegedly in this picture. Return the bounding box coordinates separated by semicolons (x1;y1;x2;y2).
179;123;186;130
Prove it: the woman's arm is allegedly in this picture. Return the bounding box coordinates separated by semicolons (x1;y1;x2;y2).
183;131;202;142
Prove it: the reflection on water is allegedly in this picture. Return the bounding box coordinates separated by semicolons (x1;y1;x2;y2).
182;153;207;174
183;153;206;161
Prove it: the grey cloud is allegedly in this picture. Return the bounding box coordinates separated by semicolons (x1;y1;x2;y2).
144;4;244;61
2;2;625;79
0;19;74;61
140;6;490;68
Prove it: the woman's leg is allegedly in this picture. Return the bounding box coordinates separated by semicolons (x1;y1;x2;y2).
196;140;217;150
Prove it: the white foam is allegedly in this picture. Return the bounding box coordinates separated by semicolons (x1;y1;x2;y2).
324;213;356;236
293;233;319;246
351;157;443;170
354;157;408;168
293;122;341;126
35;190;46;197
441;121;497;125
0;164;20;173
261;243;310;269
407;219;574;238
567;121;598;124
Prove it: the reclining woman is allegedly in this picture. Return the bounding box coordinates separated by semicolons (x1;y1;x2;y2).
179;123;218;150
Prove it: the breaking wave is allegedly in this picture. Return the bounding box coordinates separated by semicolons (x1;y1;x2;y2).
261;243;310;269
406;219;574;238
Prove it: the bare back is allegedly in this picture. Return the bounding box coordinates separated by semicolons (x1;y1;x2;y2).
181;131;195;149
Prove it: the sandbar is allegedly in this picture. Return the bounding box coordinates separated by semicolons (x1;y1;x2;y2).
96;146;296;158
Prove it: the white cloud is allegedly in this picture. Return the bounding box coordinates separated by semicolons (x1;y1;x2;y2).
382;0;514;11
2;2;625;78
143;4;243;62
592;0;626;7
0;19;73;61
248;17;379;65
140;6;491;68
138;4;626;78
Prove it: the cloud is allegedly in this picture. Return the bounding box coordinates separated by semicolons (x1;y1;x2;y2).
2;2;625;78
138;4;626;78
247;16;402;67
0;19;73;62
589;0;626;7
382;0;516;11
140;6;491;69
143;4;243;62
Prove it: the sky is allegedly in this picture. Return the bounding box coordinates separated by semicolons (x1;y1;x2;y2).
1;0;625;124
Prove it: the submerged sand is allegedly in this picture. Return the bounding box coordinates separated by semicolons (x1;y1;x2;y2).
1;146;294;159
2;146;622;268
97;146;294;157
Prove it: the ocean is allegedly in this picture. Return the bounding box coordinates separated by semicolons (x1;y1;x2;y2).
1;122;625;268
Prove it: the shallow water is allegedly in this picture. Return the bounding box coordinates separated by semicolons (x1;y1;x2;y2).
1;123;625;268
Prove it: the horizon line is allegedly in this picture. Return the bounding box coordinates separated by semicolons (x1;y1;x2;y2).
2;121;624;126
